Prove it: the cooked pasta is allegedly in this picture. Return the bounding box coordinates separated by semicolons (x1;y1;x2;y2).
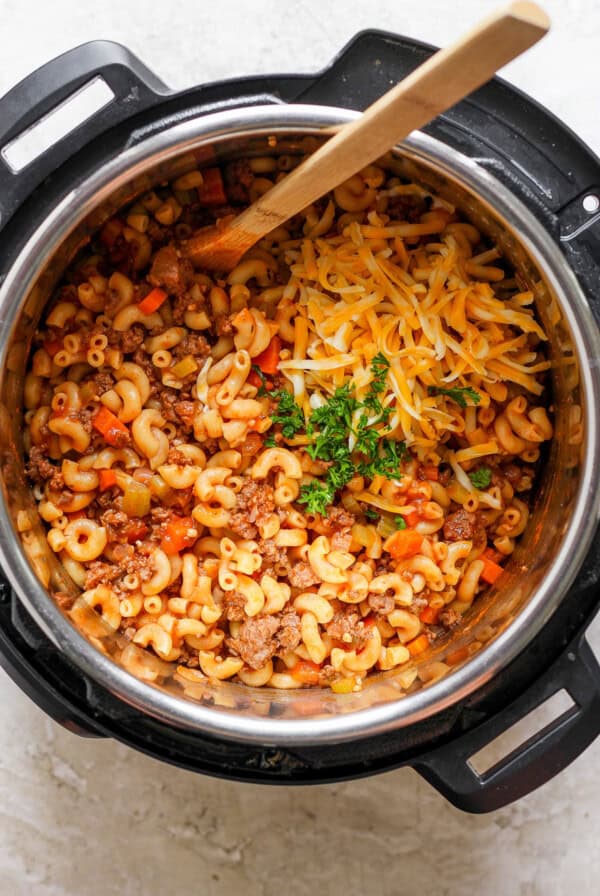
24;154;552;692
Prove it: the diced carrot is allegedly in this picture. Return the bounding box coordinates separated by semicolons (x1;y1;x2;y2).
481;554;504;585
99;218;123;248
253;336;281;376
404;509;421;528
483;546;503;564
290;660;321;685
248;369;273;391
197;167;227;206
138;287;168;315
423;465;439;481
419;605;440;625
161;516;199;555
406;633;430;657
43;339;63;357
98;469;117;492
125;522;149;544
385;528;423;560
92;406;131;448
446;645;470;666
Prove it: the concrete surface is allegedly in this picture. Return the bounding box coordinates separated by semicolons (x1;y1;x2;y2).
0;1;599;893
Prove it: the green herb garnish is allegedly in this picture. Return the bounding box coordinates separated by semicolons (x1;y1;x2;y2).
428;385;481;408
270;390;305;440
353;413;380;457
266;352;407;514
468;467;492;489
360;439;407;479
255;367;306;442
362;352;392;422
297;480;335;516
309;383;359;438
394;515;407;530
363;507;379;521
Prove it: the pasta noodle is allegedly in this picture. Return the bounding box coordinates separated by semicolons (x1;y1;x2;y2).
24;155;553;693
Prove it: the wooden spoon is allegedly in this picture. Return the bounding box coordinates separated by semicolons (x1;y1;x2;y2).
183;1;549;271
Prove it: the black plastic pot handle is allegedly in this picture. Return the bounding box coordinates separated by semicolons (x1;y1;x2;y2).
0;585;103;738
414;633;600;813
0;40;169;226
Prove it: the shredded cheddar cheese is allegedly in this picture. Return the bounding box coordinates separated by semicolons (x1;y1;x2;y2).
282;209;550;479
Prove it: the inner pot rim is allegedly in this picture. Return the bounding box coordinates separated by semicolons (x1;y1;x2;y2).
1;103;599;746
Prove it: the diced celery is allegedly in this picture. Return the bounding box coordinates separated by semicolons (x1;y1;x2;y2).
122;481;151;518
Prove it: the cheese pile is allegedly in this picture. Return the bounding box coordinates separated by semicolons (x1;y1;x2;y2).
278;209;550;468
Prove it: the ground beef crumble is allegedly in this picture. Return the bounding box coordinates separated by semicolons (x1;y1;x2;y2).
257;539;289;577
159;391;196;429
220;591;247;622
443;508;478;542
367;592;395;615
166;446;194;466
439;608;461;629
326;609;370;650
228;479;275;539
443;508;487;551
112;326;144;354
320;506;355;551
26;447;63;489
84;561;122;590
288;561;320;590
226;609;301;669
172;332;210;360
148;245;193;296
92;369;115;395
99;509;130;540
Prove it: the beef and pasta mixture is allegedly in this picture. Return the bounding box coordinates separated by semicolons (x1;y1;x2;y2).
24;153;552;692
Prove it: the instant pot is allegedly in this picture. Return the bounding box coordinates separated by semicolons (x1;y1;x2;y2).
1;32;599;814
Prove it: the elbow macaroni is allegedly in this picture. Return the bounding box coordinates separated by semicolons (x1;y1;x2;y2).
25;154;553;692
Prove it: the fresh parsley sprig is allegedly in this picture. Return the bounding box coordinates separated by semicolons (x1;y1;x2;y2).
360;439;407;479
468;466;492;489
362;352;393;423
428;385;481;408
297;480;335;516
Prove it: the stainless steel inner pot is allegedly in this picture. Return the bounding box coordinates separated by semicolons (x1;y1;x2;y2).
0;104;599;746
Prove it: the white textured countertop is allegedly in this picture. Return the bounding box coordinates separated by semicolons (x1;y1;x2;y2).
1;1;599;893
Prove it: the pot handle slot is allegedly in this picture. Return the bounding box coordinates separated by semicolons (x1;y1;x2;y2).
295;29;435;109
413;633;600;813
0;40;169;226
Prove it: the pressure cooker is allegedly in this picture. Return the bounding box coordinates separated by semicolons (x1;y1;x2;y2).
0;31;599;813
